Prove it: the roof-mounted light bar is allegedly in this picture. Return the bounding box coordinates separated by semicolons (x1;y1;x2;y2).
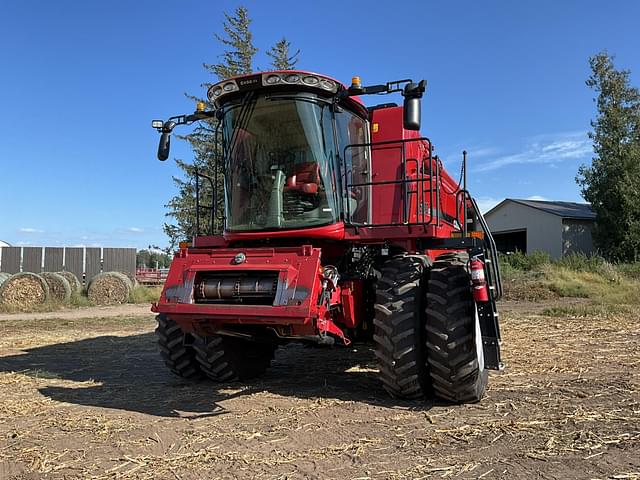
207;72;339;107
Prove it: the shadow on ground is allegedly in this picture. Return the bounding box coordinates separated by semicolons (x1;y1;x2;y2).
0;333;434;417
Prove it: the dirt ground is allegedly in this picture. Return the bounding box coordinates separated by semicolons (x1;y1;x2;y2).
0;301;638;480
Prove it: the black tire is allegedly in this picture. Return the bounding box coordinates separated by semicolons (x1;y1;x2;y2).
373;254;431;399
193;335;276;382
425;253;488;403
155;314;201;379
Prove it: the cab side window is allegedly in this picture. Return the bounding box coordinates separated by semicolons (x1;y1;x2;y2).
335;110;370;224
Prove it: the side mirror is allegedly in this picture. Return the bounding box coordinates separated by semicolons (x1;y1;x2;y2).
158;132;171;161
403;97;421;131
153;120;176;161
402;80;426;131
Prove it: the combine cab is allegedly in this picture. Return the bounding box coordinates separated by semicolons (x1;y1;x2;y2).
152;71;502;403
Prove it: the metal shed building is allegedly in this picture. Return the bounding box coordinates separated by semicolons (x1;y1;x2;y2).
484;199;596;258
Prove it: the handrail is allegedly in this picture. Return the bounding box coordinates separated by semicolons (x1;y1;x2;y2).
474;198;502;299
194;121;225;237
194;169;216;236
344;137;435;227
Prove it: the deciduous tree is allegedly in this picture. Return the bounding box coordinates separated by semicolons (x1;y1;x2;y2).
577;52;640;261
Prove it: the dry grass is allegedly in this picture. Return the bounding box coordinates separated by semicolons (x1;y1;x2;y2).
0;303;638;479
501;262;640;317
128;285;162;304
0;286;160;315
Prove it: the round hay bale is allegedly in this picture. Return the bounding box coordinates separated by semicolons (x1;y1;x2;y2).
120;270;138;287
57;271;82;294
0;273;11;289
41;272;72;302
87;271;132;305
0;272;50;307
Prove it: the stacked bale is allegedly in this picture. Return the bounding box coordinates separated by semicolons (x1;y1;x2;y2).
121;270;138;287
41;272;72;302
87;271;132;305
0;272;49;308
57;271;82;294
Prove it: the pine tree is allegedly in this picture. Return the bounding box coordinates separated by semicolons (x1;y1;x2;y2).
577;52;640;261
206;7;257;79
163;7;257;249
266;37;300;70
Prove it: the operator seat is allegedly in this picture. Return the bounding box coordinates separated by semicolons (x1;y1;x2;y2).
284;162;320;195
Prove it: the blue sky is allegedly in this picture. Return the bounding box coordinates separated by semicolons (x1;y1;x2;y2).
1;0;638;248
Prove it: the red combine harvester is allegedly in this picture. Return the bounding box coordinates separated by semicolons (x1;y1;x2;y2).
151;71;502;403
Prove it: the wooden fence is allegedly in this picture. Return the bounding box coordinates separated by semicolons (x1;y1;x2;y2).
0;246;136;283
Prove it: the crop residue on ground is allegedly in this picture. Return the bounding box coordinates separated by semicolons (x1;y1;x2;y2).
0;302;638;479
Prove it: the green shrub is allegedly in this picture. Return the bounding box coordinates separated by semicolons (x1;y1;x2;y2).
498;256;519;280
499;251;550;271
554;252;607;273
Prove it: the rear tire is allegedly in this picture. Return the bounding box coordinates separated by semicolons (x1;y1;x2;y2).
155;314;201;379
193;335;276;382
373;255;431;399
425;253;488;403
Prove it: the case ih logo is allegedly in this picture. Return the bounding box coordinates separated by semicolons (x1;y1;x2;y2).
238;76;260;88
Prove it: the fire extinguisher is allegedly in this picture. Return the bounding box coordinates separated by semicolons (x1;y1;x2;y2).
470;257;489;302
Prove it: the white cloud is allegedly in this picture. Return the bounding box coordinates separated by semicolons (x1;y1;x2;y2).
526;195;548;201
475;196;502;214
468;147;500;158
127;227;144;233
18;227;44;234
474;132;592;173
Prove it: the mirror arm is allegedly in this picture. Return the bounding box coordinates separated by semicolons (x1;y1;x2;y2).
344;78;420;97
154;110;217;133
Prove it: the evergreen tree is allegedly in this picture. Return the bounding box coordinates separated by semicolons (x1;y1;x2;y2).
206;7;257;79
267;37;300;70
163;7;257;249
577;52;640;261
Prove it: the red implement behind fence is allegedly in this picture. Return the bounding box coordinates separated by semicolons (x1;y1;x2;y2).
136;268;168;286
151;71;503;403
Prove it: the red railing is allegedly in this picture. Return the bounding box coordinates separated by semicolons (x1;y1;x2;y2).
136;268;168;286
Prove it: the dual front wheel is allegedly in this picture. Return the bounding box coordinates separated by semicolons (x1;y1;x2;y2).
373;253;488;403
156;314;275;382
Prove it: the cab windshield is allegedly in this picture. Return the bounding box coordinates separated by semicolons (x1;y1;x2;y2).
223;93;338;232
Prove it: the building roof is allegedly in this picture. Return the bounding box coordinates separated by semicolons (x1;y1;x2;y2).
487;199;596;220
0;240;10;248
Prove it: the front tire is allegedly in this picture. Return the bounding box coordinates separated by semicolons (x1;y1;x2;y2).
425;253;488;403
155;314;201;379
373;255;431;399
193;335;276;382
